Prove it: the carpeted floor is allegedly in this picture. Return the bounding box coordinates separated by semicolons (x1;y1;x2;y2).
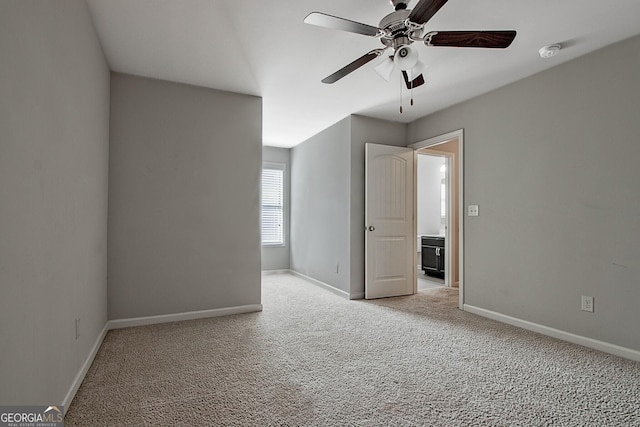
65;273;640;426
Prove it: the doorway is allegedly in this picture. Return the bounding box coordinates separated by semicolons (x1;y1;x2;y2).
410;130;464;309
416;153;448;291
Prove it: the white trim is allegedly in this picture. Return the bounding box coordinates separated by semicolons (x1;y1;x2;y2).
409;130;463;150
262;269;364;298
261;269;292;275
410;129;464;310
62;323;109;414
412;153;418;295
464;304;640;362
107;304;263;329
289;270;354;300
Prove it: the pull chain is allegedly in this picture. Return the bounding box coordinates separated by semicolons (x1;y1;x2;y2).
399;74;403;114
410;77;414;106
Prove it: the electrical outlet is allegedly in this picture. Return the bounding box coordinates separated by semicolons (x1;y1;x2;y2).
468;205;479;217
581;296;594;313
75;317;80;340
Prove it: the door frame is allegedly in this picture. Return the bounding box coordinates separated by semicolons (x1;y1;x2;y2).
410;129;464;309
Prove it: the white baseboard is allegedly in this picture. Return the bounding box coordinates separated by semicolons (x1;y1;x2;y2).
263;269;365;300
289;270;353;300
107;304;263;329
464;304;640;362
62;323;109;414
261;269;291;275
263;269;365;299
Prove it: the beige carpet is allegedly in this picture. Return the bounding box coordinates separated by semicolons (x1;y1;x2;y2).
65;273;640;426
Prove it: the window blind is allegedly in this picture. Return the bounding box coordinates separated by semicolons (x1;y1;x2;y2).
261;166;284;245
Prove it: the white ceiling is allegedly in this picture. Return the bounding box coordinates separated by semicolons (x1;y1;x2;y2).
86;0;640;148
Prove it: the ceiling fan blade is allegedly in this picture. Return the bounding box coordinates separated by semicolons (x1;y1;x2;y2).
322;50;384;84
304;12;381;37
408;0;449;25
425;30;517;48
402;71;425;89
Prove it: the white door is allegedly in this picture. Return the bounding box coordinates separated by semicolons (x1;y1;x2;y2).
365;143;415;299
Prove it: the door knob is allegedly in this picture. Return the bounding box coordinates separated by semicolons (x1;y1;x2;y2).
368;226;375;231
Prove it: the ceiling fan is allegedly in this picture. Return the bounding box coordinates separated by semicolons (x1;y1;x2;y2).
304;0;517;90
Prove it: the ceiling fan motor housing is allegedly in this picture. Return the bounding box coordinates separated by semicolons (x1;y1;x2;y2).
379;9;413;47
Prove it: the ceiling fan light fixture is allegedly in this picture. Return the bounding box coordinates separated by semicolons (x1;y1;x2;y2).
408;60;425;80
374;57;395;81
394;45;419;71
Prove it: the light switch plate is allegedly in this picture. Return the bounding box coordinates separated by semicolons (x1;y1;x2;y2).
468;205;479;217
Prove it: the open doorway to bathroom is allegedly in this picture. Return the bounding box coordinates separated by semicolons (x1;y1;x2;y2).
412;131;463;308
416;153;448;291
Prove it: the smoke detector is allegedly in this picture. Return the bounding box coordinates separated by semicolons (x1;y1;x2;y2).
539;44;561;58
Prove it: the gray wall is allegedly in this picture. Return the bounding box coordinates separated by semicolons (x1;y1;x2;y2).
262;146;291;271
290;118;351;293
290;115;406;297
350;115;407;297
408;35;640;351
0;0;110;405
108;73;262;319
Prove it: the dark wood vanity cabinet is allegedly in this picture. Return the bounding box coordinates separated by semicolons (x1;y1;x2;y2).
421;236;445;277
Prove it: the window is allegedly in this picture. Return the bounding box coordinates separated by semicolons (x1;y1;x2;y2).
261;163;285;246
